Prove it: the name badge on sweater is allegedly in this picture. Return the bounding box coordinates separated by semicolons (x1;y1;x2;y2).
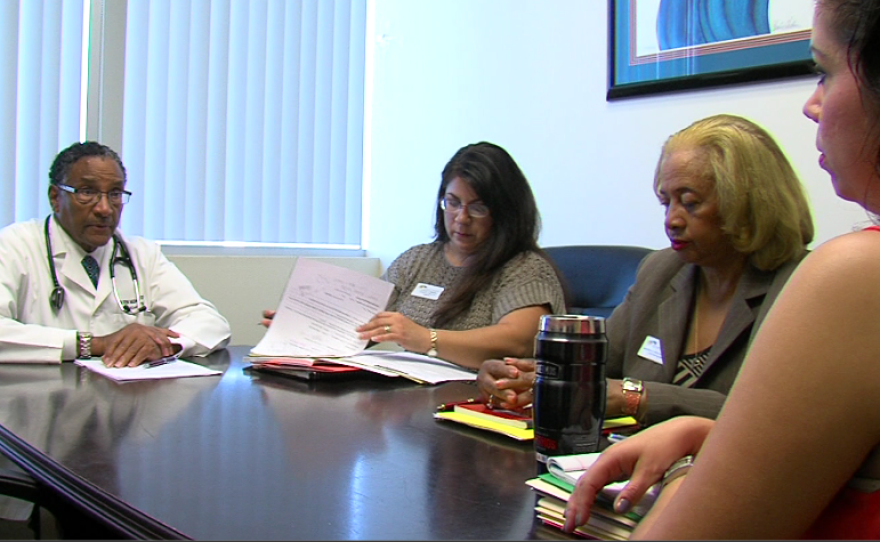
638;336;664;365
411;283;444;300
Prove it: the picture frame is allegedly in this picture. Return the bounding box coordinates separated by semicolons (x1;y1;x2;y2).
607;0;816;100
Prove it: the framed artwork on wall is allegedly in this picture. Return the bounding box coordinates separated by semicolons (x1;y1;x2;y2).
608;0;816;100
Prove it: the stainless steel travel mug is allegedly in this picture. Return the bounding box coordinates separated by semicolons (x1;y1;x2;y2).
533;314;607;463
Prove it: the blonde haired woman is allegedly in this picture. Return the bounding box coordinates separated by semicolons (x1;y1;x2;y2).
478;113;814;427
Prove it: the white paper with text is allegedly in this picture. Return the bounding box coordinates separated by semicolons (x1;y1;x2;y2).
251;259;394;357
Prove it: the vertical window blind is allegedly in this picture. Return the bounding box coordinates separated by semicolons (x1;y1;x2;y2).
0;0;366;248
0;0;87;228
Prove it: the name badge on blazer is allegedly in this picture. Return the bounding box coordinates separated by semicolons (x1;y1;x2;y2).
411;283;444;300
638;336;664;365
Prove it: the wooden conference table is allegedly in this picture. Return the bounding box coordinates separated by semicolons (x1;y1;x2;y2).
0;346;547;540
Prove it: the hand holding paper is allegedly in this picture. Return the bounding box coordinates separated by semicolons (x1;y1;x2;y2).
251;259;394;358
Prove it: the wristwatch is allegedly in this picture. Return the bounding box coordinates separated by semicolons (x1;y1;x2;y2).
426;329;438;357
621;377;643;416
77;331;93;359
662;454;695;488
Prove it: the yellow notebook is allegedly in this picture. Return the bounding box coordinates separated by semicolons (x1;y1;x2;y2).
433;410;534;440
433;403;637;442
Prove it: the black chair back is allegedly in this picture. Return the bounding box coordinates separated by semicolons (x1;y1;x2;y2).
543;245;653;318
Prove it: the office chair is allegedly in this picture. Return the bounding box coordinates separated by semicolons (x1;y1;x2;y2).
0;463;100;539
543;245;654;318
0;466;44;539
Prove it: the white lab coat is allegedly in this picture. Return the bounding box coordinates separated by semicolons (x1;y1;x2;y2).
0;217;231;363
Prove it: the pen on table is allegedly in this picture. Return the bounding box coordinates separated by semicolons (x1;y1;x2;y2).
144;356;177;369
607;433;628;443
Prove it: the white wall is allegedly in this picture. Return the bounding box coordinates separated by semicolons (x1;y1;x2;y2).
364;0;869;271
173;0;873;346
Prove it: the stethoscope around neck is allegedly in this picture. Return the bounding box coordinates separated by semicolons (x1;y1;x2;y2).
44;215;147;315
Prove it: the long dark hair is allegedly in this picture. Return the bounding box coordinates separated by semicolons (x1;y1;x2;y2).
823;0;880;170
431;142;548;327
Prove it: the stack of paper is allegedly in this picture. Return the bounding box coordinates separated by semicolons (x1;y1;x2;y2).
454;402;533;428
336;350;476;384
434;401;535;440
601;416;640;434
245;351;477;385
74;358;222;381
246;259;478;385
548;453;601;486
433;405;638;442
245;356;320;367
245;356;368;380
525;452;660;540
250;258;395;358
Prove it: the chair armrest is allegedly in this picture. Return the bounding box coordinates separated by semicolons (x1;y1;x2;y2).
0;467;39;504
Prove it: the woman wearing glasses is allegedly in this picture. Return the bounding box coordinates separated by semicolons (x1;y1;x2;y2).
356;141;565;370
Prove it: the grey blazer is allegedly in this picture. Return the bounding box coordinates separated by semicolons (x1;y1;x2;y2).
605;247;805;426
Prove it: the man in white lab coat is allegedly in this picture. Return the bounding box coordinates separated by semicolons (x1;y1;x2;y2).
0;141;231;366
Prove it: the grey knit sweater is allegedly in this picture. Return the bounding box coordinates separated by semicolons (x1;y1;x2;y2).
383;242;565;330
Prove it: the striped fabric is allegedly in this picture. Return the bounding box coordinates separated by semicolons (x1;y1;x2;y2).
672;346;712;388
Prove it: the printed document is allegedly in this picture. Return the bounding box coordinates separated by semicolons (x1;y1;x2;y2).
75;359;222;381
251;259;395;357
336;350;477;384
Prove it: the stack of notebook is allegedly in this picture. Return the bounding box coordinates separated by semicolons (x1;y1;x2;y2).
433;399;639;442
525;453;660;540
434;399;535;440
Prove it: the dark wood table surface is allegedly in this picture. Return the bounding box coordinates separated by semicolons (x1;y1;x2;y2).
0;346;548;540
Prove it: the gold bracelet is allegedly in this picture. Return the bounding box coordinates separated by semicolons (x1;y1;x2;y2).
622;377;643;416
426;329;438;357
